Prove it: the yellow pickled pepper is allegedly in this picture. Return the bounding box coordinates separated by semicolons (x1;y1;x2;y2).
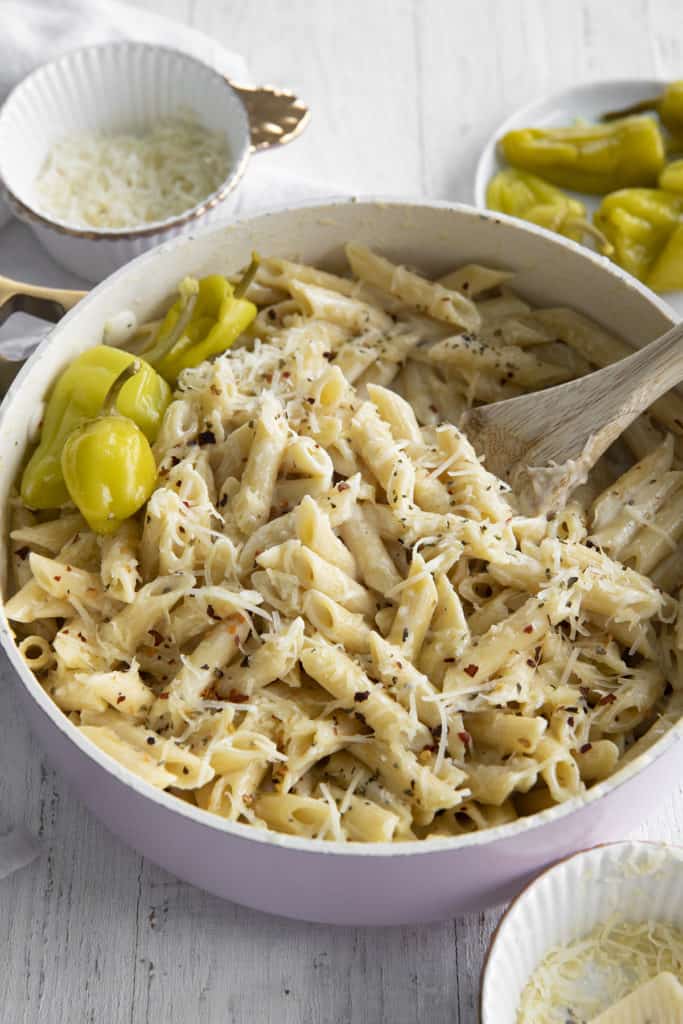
486;168;611;251
142;254;260;385
61;362;158;534
499;116;665;194
594;188;683;290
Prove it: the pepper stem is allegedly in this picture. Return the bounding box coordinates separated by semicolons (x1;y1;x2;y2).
102;361;141;416
143;278;199;372
233;252;260;298
602;97;657;122
564;219;614;257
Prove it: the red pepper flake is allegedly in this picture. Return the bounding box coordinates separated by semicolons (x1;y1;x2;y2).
159;692;169;699
580;742;593;754
53;575;62;582
523;624;534;634
228;690;249;704
116;695;126;704
526;659;535;668
464;664;479;677
337;482;349;492
282;371;291;378
599;693;617;705
458;731;472;748
353;691;370;703
182;500;192;509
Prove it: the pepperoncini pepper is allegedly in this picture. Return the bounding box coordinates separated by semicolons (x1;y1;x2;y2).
21;346;170;510
593;188;683;290
486;168;612;252
604;81;683;133
142;254;260;385
499;116;666;194
61;362;158;535
659;159;683;193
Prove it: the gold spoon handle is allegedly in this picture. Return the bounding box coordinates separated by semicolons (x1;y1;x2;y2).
0;275;87;393
228;81;311;150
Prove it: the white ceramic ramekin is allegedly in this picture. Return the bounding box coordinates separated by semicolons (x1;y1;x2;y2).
0;42;307;282
481;840;683;1023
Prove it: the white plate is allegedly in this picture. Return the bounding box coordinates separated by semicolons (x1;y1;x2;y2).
480;840;683;1023
474;78;683;317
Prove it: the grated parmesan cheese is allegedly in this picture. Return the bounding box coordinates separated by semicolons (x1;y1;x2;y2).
517;915;683;1023
34;114;232;229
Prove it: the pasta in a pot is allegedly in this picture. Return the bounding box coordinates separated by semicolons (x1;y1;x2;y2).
5;242;682;843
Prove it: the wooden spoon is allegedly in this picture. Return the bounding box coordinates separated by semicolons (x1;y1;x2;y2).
463;320;683;513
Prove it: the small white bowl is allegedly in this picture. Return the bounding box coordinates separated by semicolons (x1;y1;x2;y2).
473;78;683;317
473;78;665;209
0;42;252;282
481;840;683;1023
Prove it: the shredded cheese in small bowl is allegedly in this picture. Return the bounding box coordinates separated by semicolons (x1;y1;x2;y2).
33;114;232;231
517;916;683;1022
481;841;683;1024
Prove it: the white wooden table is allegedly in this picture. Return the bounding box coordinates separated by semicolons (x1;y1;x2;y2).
2;2;683;1020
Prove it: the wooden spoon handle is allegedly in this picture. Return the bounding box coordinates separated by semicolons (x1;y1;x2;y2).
605;318;683;417
533;318;683;467
464;318;683;513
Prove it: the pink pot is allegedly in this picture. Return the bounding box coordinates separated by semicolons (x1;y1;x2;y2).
2;199;680;925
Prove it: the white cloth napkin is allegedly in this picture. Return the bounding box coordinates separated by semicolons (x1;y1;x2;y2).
0;0;339;880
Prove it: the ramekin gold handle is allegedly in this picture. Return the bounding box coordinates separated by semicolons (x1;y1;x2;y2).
229;81;311;151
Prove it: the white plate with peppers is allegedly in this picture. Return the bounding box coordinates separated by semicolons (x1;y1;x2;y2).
474;78;683;317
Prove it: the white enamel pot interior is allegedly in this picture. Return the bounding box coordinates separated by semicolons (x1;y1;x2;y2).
1;199;681;926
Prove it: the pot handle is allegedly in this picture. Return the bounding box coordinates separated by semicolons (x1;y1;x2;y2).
228;81;311;151
0;275;87;394
0;275;86;327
